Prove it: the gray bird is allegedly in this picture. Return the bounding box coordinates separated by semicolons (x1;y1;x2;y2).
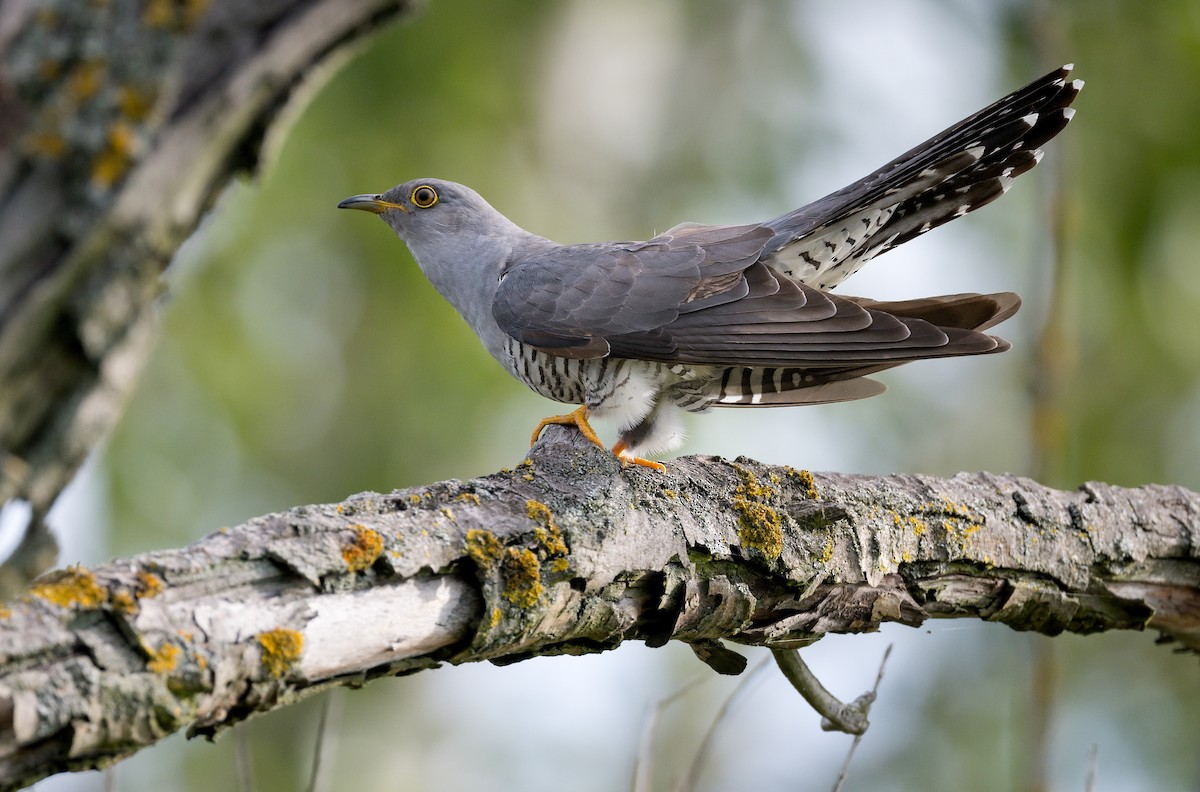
340;65;1081;470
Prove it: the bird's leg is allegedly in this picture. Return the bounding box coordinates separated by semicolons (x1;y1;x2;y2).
530;406;606;451
611;439;667;472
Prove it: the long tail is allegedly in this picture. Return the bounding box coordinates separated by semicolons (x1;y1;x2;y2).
761;65;1082;290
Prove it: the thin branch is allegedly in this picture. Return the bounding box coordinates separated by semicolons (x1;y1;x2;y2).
674;656;772;792
1;429;1198;789
1084;744;1099;792
831;644;893;792
771;649;870;735
307;691;344;792
633;674;707;792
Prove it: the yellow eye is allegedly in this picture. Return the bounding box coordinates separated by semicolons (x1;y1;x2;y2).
411;185;438;209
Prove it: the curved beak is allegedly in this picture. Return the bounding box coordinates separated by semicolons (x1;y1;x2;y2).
337;194;408;214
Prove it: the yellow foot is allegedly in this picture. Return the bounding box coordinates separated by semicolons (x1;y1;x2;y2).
530;406;606;451
612;440;667;472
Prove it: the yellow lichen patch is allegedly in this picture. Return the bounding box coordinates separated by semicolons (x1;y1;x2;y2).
29;566;106;609
142;0;175;27
342;525;384;573
785;467;820;500
117;84;156;121
892;512;927;536
456;492;481;506
550;558;570;574
440;507;456;522
407;494;421;506
487;607;503;630
137;570;165;598
67;60;105;101
256;628;303;678
26;132;67;159
147;642;180;674
0;603;10;619
661;488;677;499
111;590;136;614
501;548;543;608
140;0;206;29
91;122;136;188
336;504;345;514
517;458;535;482
731;467;783;561
465;529;503;568
526;500;569;557
182;0;210;28
819;536;835;564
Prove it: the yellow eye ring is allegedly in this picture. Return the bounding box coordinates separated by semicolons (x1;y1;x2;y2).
411;185;439;209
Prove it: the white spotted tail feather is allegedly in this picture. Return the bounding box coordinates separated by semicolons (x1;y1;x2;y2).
763;64;1083;290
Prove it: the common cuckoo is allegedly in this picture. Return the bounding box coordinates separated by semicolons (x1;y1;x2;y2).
340;65;1082;470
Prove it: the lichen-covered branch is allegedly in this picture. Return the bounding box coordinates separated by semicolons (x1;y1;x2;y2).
0;0;420;596
1;427;1198;789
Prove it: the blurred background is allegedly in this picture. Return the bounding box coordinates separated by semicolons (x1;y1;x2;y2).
32;0;1200;789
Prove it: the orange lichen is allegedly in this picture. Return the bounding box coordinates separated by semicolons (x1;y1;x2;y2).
465;529;503;568
111;590;137;614
67;60;105;101
342;525;384;573
147;642;180;674
137;570;165;598
790;468;819;500
256;628;303;678
731;467;783;561
28;566;106;609
91;122;136;188
26;132;67;159
145;0;208;29
525;500;570;576
501;548;543;608
526;500;568;557
142;0;171;26
456;492;482;506
819;536;835;564
892;512;928;536
117;84;155;121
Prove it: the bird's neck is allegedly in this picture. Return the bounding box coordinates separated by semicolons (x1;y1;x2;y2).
410;224;555;359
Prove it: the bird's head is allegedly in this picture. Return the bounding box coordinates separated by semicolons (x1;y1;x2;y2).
337;178;507;245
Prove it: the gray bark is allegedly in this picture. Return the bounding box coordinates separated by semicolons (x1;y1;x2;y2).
1;426;1197;790
0;0;421;597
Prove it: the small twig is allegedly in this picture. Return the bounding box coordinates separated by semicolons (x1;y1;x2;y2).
306;690;344;792
831;644;894;792
235;726;254;792
674;655;773;792
632;673;708;792
771;647;877;735
1084;744;1099;792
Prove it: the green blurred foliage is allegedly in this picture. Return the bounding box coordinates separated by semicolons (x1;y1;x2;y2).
77;0;1200;790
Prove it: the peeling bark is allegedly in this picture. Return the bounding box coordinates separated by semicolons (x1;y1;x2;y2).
0;0;421;596
1;426;1197;789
